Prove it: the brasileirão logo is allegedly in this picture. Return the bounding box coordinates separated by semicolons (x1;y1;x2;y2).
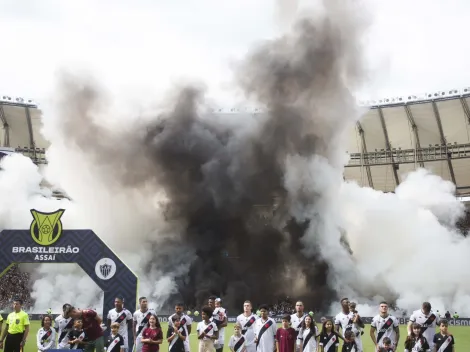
30;209;65;246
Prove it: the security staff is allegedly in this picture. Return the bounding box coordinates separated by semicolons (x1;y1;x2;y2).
0;299;30;352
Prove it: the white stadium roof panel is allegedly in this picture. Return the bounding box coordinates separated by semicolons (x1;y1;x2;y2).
3;105;31;149
397;163;418;183
451;158;470;191
423;160;453;183
370;165;396;192
29;107;50;150
0;103;48;151
343;167;367;187
381;106;414;149
408;103;442;146
360;109;386;151
436;99;470;144
346;124;361;154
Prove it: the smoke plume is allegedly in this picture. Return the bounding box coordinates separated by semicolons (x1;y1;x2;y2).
2;0;470;316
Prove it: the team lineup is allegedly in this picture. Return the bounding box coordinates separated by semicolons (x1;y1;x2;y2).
0;297;456;352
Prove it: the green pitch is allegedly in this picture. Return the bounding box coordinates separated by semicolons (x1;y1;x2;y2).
20;322;469;352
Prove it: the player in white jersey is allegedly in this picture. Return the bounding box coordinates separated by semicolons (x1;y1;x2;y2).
54;306;75;349
298;315;319;352
228;324;246;352
369;301;400;350
168;303;192;352
290;301;308;352
133;297;156;352
236;301;258;352
38;315;57;351
334;298;364;352
407;302;439;350
107;297;133;351
209;296;227;352
197;306;219;352
254;305;277;352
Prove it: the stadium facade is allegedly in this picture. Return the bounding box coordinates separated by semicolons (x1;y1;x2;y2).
1;88;470;200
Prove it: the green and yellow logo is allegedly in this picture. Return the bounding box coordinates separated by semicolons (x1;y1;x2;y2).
30;209;65;246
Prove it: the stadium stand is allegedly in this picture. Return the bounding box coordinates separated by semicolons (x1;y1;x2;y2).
0;264;32;310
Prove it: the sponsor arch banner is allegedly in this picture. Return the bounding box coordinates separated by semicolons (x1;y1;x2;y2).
0;209;138;324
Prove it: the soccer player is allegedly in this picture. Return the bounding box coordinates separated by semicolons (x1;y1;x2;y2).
276;315;296;352
141;316;163;352
167;316;187;352
63;304;105;352
299;315;319;352
318;320;339;352
236;301;258;352
432;320;455;352
208;297;227;352
107;297;133;351
369;301;399;350
36;315;57;351
134;297;157;352
381;337;393;352
55;304;75;349
290;302;307;352
106;323;125;352
68;319;88;350
341;331;357;352
0;298;30;352
228;323;245;352
334;298;363;352
407;302;439;351
168;303;192;352
253;305;277;352
404;323;430;352
197;306;219;352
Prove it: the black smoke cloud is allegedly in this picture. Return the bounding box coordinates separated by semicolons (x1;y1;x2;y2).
51;0;366;311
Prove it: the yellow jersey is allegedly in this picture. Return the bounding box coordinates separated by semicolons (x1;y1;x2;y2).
6;311;29;334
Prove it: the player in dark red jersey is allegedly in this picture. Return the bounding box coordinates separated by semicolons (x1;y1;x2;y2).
141;315;163;352
63;304;104;352
276;315;296;352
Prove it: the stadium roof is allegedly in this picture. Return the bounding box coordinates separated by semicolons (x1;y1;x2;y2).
346;88;470;196
2;87;470;197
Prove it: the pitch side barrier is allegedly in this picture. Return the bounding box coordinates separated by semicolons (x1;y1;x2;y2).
6;315;470;326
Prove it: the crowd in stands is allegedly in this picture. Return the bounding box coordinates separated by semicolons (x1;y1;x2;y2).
0;264;32;310
269;297;295;315
456;210;470;236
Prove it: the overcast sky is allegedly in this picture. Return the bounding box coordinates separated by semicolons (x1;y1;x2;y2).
0;0;469;107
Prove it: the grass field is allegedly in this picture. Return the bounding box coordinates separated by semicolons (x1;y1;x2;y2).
19;321;469;352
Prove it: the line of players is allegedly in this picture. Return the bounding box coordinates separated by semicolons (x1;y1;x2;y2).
50;297;456;352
